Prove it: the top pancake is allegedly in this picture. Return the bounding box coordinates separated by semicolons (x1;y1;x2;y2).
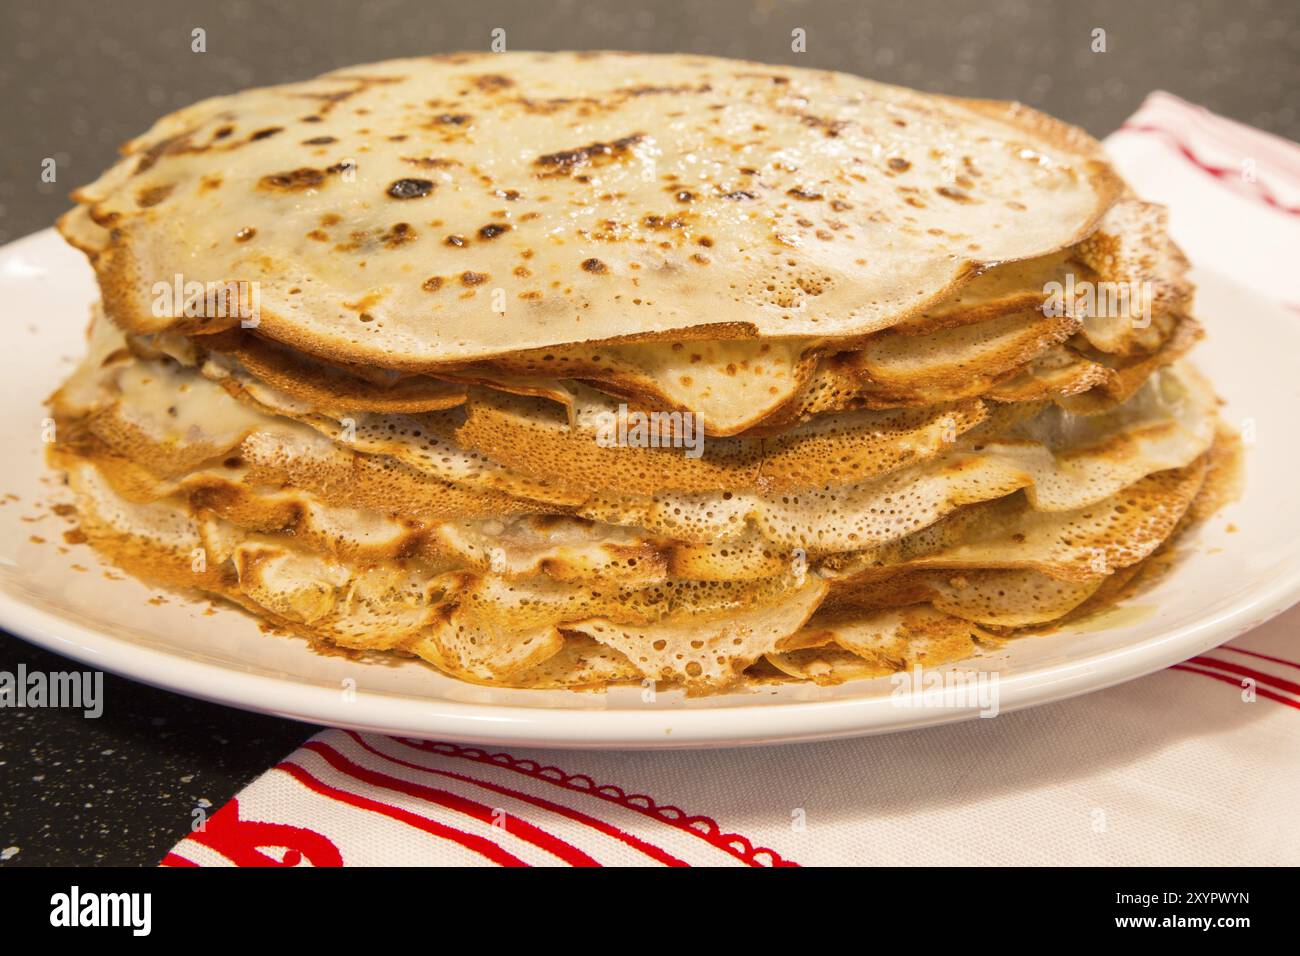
67;51;1121;368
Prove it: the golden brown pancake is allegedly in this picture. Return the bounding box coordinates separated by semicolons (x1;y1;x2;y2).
45;53;1235;693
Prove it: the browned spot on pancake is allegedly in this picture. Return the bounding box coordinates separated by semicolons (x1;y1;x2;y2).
259;167;328;191
344;291;385;313
403;156;459;168
936;186;975;203
796;113;849;137
642;213;690;231
581;258;608;274
478;223;510;240
133;132;194;175
234;227;256;242
292;75;406;115
445;234;468;247
460;271;488;286
786;186;823;201
472;74;514;91
382;222;417;247
302;135;337;145
736;71;790;85
387;178;435;199
887;157;912;172
250;127;284;141
535;134;644;177
422;276;445;292
516;95;601;114
136;183;175;207
623;83;711;97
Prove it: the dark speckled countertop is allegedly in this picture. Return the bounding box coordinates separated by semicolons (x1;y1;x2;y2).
1;0;1297;866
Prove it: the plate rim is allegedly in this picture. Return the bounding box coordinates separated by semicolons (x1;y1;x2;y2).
2;559;1298;749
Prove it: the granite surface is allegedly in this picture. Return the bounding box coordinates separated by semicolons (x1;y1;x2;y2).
0;0;1296;865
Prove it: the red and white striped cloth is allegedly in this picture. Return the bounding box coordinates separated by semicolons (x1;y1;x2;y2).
165;93;1300;867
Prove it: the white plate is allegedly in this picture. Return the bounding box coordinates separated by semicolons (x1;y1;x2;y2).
2;228;1297;749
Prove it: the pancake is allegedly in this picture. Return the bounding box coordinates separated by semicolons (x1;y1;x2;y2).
54;310;1216;541
49;306;1219;687
435;197;1190;433
68;52;1120;368
56;435;1216;690
454;384;993;496
576;363;1217;552
97;198;1185;437
766;605;1001;685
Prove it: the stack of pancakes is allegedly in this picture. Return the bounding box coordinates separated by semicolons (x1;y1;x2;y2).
48;53;1229;692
